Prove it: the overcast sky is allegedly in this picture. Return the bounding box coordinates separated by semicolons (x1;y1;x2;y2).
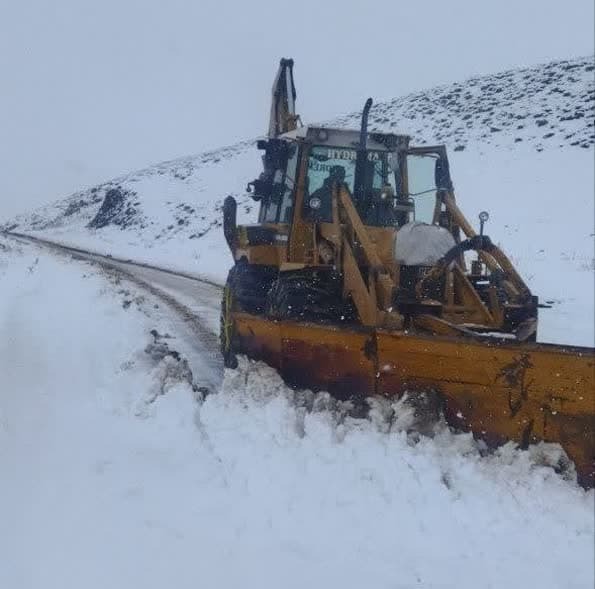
1;0;593;218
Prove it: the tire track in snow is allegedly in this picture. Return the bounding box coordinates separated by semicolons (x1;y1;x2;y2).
4;231;224;391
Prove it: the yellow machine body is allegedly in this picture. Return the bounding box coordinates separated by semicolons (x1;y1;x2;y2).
220;59;595;486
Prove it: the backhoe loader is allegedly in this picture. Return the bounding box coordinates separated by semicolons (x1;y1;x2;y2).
220;58;594;486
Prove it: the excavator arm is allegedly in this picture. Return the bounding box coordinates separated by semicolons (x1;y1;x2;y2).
268;58;299;138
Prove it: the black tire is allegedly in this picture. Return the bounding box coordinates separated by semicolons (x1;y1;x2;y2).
220;283;238;369
266;270;355;323
220;262;277;368
226;261;276;314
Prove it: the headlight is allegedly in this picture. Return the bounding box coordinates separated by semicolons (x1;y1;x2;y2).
309;197;322;210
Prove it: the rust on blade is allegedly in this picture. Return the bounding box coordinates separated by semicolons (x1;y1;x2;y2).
235;313;376;400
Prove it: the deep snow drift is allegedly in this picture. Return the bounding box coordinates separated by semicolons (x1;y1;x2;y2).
1;240;593;589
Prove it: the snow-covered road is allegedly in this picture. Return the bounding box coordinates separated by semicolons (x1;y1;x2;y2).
7;231;224;391
1;234;593;589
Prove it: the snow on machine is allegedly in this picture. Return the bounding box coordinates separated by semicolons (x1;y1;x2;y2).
220;59;594;486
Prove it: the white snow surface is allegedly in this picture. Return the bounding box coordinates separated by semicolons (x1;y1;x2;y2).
1;240;593;589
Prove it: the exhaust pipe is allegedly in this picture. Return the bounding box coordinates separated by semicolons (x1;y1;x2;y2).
359;97;373;149
354;98;373;200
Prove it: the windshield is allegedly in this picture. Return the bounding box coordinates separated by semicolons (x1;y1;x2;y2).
306;146;396;225
308;146;356;194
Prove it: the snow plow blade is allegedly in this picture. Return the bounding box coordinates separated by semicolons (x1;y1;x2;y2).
232;312;595;487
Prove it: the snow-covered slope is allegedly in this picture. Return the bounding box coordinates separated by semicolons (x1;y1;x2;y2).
3;56;594;344
1;240;593;589
337;55;595;151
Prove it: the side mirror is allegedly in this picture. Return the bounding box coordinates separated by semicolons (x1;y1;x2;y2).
262;138;290;169
247;178;273;201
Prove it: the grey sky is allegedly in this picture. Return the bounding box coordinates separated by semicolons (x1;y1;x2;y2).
1;0;593;218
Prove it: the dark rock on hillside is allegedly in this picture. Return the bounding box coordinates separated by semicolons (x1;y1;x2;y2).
88;187;140;229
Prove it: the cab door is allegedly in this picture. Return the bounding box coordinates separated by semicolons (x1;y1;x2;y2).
404;146;453;225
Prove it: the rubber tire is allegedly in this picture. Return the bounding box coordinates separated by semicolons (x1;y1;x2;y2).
220;262;277;369
266;271;355;323
220;284;238;368
226;262;276;314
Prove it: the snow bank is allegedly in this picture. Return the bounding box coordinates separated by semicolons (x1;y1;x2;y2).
202;358;595;589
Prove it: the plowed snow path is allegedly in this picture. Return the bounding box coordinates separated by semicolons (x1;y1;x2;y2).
7;232;223;391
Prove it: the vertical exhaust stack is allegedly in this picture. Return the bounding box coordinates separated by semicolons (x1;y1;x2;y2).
268;58;298;138
358;97;373;148
354;98;373;201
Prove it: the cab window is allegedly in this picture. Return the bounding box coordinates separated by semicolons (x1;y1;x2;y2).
406;153;439;224
278;144;299;223
307;146;357;196
305;146;397;225
258;141;298;223
262;170;283;222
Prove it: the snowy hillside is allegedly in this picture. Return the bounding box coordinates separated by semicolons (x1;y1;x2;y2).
337;55;595;151
3;55;594;344
1;238;593;589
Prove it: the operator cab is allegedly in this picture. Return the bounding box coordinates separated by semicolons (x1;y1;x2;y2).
249;125;454;231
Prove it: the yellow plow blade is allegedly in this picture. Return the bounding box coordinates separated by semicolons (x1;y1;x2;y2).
233;312;594;486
